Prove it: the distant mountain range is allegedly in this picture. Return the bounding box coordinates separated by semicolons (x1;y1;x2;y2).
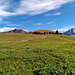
63;28;75;36
3;29;27;33
2;28;75;36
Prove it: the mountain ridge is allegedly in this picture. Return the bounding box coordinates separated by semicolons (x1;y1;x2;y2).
2;29;27;33
63;28;75;36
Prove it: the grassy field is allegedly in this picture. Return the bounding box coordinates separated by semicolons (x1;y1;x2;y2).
0;33;75;75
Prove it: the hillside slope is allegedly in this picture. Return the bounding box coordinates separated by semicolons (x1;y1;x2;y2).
0;33;75;75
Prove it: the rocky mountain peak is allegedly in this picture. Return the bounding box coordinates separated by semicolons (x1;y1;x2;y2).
63;28;75;36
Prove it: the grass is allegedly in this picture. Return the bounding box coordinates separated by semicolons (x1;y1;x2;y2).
0;33;75;75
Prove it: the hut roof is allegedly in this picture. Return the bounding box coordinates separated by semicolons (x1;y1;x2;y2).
33;30;55;33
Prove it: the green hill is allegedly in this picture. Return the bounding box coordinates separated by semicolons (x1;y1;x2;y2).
0;33;75;75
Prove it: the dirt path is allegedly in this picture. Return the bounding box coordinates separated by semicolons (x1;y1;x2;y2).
43;36;47;38
15;35;47;43
19;40;28;43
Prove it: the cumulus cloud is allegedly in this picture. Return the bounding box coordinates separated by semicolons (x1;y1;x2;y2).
0;26;28;32
0;27;16;32
0;0;75;16
0;27;28;32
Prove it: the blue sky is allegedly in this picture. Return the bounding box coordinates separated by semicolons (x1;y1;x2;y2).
0;0;75;32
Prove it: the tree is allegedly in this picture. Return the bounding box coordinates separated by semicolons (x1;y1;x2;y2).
56;30;59;34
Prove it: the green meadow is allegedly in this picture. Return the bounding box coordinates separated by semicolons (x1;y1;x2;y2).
0;33;75;75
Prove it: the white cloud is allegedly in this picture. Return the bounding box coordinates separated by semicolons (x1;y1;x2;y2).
0;17;20;26
23;21;32;23
0;27;16;32
0;26;28;32
33;23;42;25
54;12;61;15
0;17;3;22
0;0;75;16
15;0;74;15
6;24;21;26
23;29;28;32
0;0;16;16
54;26;75;32
45;12;61;16
47;21;54;24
